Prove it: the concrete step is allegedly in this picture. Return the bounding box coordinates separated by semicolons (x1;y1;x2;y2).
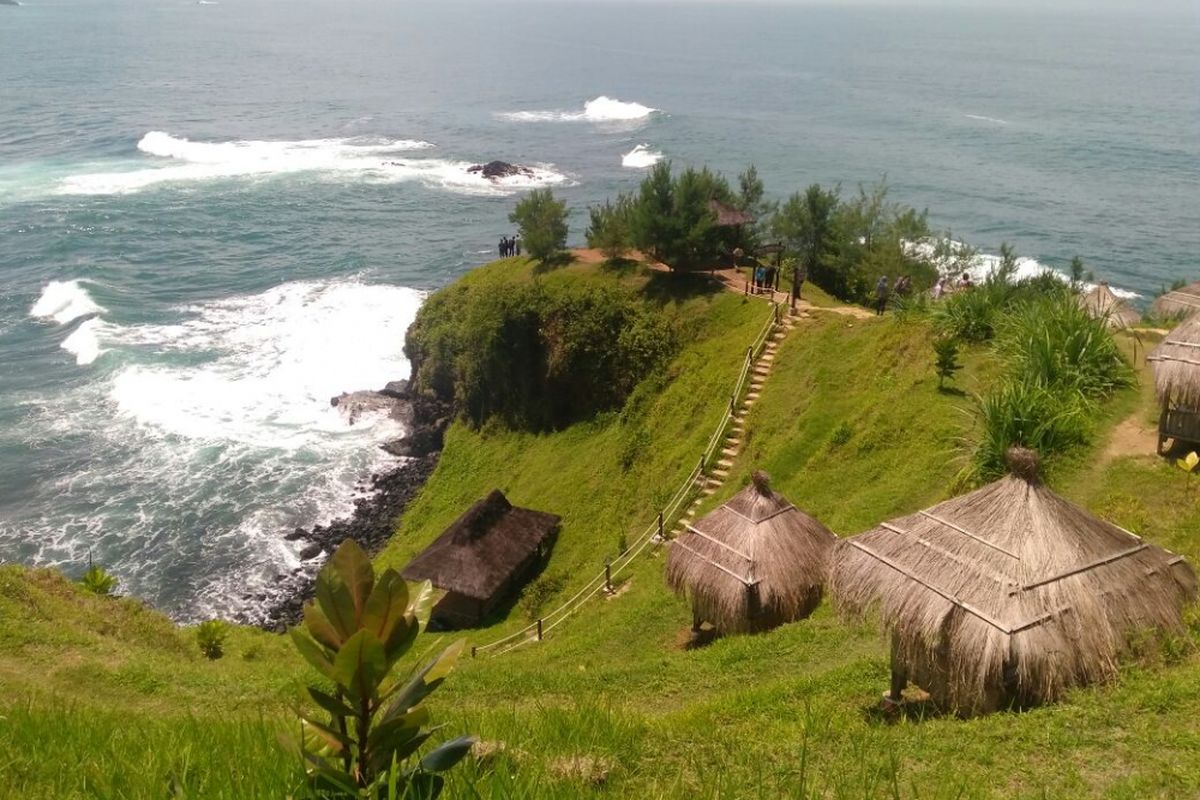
746;392;761;401
721;447;738;458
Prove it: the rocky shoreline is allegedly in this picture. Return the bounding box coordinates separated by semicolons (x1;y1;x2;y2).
238;380;452;632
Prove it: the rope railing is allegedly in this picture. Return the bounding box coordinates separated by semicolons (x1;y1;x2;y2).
471;302;781;658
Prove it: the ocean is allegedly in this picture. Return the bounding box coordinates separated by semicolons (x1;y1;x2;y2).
1;0;1197;620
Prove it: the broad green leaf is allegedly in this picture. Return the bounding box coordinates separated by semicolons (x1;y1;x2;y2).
367;705;430;751
303;602;344;651
382;615;420;669
370;730;432;777
419;735;476;773
315;569;358;643
290;628;337;680
329;538;375;623
307;686;355;719
381;640;465;722
362;570;409;641
297;714;351;753
333;629;387;703
409;579;436;630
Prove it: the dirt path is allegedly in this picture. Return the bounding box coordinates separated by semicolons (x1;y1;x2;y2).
1100;411;1159;464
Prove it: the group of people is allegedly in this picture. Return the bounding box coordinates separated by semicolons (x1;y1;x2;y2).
499;235;522;258
750;263;781;295
875;271;978;315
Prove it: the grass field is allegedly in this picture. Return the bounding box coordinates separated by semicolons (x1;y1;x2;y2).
1;262;1197;799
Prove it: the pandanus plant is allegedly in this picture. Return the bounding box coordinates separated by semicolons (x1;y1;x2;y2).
285;539;474;798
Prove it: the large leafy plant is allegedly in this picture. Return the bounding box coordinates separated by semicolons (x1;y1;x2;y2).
286;539;474;798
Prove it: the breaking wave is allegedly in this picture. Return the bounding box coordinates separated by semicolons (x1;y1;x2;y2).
29;279;104;324
621;144;663;168
964;114;1009;125
499;95;658;124
58;131;570;197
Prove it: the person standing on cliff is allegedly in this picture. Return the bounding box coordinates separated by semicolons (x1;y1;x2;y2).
874;275;890;315
499;236;507;257
514;237;521;257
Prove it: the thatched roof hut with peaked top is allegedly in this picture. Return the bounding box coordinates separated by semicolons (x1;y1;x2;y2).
1079;282;1139;329
401;490;560;629
1150;279;1200;321
1147;315;1200;453
829;448;1196;716
666;471;837;635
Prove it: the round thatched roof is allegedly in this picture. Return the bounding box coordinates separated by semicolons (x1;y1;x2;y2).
665;471;837;635
1079;282;1139;330
828;448;1196;716
1150;280;1200;321
1148;315;1200;409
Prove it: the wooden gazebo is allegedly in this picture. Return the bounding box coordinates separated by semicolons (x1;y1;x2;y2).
1147;315;1200;455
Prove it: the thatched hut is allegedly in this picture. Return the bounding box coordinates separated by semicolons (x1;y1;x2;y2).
1147;315;1200;454
1079;282;1139;329
1150;280;1200;321
665;471;837;635
829;448;1196;716
401;490;560;629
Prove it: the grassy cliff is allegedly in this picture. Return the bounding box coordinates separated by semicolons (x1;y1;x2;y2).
1;260;1198;799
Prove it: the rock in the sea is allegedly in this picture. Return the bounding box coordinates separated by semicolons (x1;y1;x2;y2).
467;160;535;180
379;379;410;399
330;390;413;426
299;542;324;561
284;528;307;541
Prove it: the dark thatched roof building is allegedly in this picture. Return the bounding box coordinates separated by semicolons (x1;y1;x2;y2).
1150;280;1200;321
1079;282;1139;330
666;471;837;635
829;448;1196;716
401;490;560;629
1147;315;1200;453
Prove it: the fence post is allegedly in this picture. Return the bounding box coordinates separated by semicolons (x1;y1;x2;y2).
658;511;664;540
698;454;705;477
471;646;477;659
605;560;613;593
729;394;735;416
536;619;544;641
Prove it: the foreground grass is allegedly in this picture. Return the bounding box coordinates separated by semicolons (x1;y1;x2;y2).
1;267;1198;798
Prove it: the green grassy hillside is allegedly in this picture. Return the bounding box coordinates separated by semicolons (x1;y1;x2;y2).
1;261;1198;799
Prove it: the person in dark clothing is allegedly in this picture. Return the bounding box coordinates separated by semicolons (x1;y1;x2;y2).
874;275;890;315
499;236;506;257
514;237;521;257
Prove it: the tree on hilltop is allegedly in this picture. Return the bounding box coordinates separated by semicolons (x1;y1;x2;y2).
510;189;569;265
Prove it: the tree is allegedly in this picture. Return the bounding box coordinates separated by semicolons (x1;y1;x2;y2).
772;184;841;293
933;336;962;389
586;196;632;263
286;539;473;798
629;161;676;262
509;189;569;264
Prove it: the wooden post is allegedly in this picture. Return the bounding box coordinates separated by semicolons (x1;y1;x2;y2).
729;394;735;415
657;511;664;540
604;560;613;593
888;637;907;702
536;619;544;641
698;454;705;477
471;646;477;659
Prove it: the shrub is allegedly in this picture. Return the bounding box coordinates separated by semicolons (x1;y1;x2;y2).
79;564;118;596
828;421;853;450
406;278;677;430
509;189;568;264
586;197;633;263
195;620;229;660
995;293;1133;398
932;337;961;389
285;539;473;798
973;380;1091;481
519;572;567;621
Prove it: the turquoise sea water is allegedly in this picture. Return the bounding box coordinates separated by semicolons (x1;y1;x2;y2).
1;0;1197;619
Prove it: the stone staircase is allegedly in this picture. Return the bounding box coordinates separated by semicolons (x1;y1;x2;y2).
669;313;796;537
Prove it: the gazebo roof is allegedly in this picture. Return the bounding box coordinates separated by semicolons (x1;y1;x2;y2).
401;490;560;602
708;200;756;228
1150;280;1200;321
828;448;1195;715
665;471;836;634
1079;282;1139;329
1148;314;1200;408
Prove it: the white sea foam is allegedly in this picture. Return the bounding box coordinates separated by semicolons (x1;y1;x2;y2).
58;131;569;197
62;318;107;365
499;95;658;123
908;239;1141;299
621;144;663;168
107;280;423;448
29;279;104;324
964;113;1009;125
